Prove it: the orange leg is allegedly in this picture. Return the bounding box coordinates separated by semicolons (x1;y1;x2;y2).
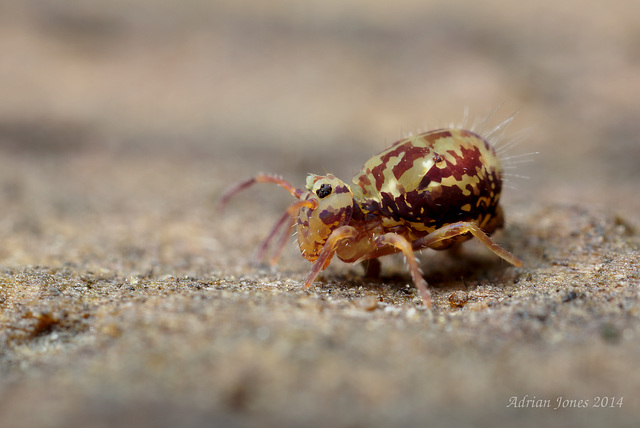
413;222;522;267
375;233;432;308
362;258;382;279
303;226;358;288
269;215;295;267
254;210;292;265
254;199;316;266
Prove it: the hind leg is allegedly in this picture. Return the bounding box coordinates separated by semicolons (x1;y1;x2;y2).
362;258;382;279
413;222;522;267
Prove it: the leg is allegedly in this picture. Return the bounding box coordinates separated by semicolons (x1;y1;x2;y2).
375;233;432;308
254;210;292;264
254;199;314;266
413;222;522;267
269;215;295;266
362;258;382;279
303;226;358;288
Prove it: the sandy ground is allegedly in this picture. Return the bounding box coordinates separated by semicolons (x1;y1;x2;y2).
1;1;639;427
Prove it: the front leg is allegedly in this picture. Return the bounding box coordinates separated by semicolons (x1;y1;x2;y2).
303;226;358;288
375;233;432;308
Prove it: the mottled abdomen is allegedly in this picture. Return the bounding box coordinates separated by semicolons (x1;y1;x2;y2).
351;129;503;239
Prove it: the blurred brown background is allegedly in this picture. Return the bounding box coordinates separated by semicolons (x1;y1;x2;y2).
0;1;639;427
2;0;639;212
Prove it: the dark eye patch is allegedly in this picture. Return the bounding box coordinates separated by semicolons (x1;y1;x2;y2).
316;183;332;198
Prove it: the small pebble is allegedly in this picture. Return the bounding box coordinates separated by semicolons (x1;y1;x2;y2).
448;290;469;308
357;296;379;311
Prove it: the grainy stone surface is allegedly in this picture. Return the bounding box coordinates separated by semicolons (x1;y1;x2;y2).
1;1;639;427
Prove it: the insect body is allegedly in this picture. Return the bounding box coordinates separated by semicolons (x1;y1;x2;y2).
220;128;522;308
